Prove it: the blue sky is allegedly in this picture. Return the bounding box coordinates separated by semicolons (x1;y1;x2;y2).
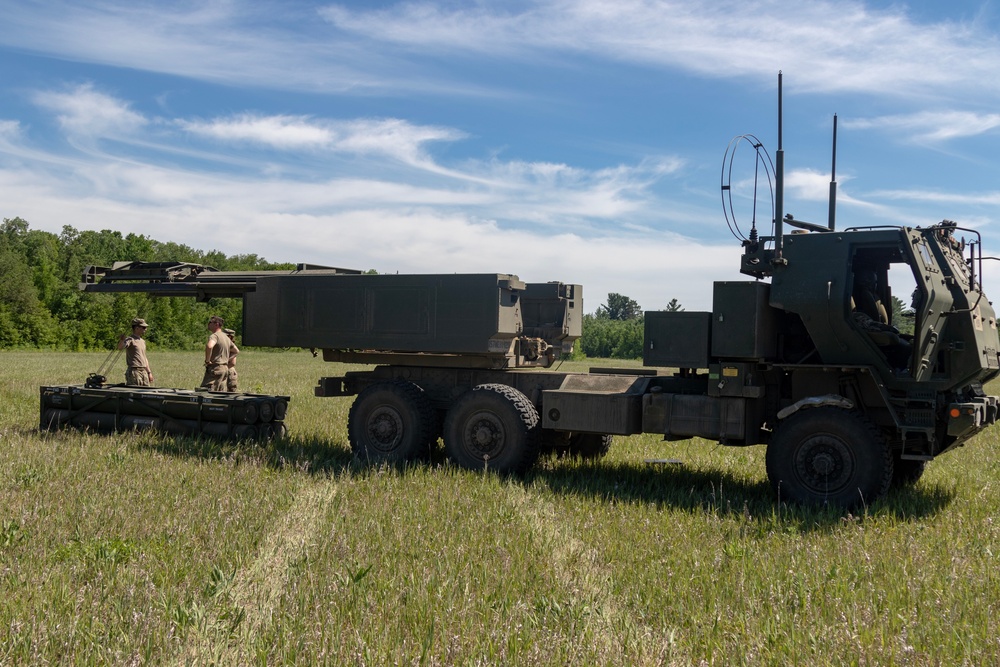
4;1;1000;311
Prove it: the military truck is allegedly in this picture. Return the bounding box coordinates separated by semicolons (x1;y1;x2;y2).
75;82;1000;509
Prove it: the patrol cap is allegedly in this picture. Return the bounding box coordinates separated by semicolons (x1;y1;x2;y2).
223;328;235;336
132;318;149;328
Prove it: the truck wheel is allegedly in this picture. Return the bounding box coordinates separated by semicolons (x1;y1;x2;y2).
443;384;540;474
567;433;613;459
891;459;927;488
766;407;893;509
348;381;434;465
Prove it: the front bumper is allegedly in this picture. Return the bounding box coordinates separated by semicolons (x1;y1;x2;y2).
946;395;1000;438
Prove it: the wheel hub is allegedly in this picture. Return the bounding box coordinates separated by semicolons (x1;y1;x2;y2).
473;425;494;447
464;411;505;457
367;407;403;451
812;452;836;475
794;435;853;493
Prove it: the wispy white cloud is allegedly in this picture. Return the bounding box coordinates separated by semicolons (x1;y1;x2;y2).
14;84;678;227
726;166;939;229
6;85;681;229
333;118;467;166
0;120;25;158
177;114;467;163
4;1;1000;101
873;188;1000;206
178;114;336;149
320;0;1000;99
0;120;21;138
485;157;682;189
469;157;684;224
843;111;1000;142
32;83;146;139
0;1;475;96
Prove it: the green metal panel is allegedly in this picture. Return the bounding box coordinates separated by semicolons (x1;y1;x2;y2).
643;312;711;369
541;374;649;434
770;229;888;368
641;393;748;442
245;273;523;353
711;281;777;359
520;282;583;350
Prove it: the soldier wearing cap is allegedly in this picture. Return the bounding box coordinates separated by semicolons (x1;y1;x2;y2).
851;269;912;370
118;317;153;386
223;328;239;392
200;315;232;391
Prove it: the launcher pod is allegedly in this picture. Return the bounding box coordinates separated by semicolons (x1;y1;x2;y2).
40;385;289;441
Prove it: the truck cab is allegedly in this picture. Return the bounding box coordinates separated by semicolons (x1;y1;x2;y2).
758;222;999;386
705;220;1000;504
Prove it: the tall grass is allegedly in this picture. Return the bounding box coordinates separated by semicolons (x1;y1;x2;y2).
1;350;999;665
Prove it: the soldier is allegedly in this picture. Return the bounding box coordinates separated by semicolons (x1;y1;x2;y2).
851;270;911;370
200;315;232;391
118;318;153;386
223;328;239;392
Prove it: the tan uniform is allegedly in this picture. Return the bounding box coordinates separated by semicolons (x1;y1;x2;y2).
200;331;232;391
123;336;151;386
226;341;239;392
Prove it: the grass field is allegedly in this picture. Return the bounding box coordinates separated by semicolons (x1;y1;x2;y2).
2;350;1000;665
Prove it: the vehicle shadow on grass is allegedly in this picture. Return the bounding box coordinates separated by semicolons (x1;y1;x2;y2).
528;458;956;530
38;423;426;477
135;432;357;474
37;426;955;528
38;422;448;480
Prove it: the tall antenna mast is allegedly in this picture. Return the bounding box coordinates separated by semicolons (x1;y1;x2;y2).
774;72;785;259
828;114;838;231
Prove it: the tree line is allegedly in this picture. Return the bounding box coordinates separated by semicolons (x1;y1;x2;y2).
576;293;683;360
0;217;294;351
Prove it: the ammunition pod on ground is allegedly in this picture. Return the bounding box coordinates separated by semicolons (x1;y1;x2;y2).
40;385;289;442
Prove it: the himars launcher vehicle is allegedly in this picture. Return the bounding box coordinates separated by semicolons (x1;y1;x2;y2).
72;77;1000;509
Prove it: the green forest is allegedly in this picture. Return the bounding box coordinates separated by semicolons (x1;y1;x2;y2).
0;216;656;359
575;293;684;359
0;217;294;351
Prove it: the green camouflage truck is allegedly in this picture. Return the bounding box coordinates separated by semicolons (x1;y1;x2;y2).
75;80;1000;509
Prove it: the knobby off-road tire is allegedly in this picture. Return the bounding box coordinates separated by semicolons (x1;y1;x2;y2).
348;381;435;465
766;407;893;510
443;383;540;474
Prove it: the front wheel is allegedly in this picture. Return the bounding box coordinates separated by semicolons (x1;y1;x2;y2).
766;407;893;509
348;381;434;465
443;384;540;474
